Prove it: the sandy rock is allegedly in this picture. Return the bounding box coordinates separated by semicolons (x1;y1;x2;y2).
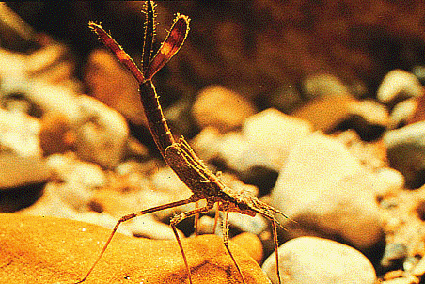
377;70;423;104
243;108;313;170
261;236;376;284
192;85;257;133
0;214;271;284
271;133;384;251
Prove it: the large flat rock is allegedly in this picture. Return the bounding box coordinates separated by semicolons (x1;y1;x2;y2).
0;214;270;284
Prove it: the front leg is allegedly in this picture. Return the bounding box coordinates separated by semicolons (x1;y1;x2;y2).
76;195;198;283
170;201;215;284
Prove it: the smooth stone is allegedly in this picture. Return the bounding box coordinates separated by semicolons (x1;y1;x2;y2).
381;243;408;269
301;73;352;100
39;112;74;155
192;128;274;174
262;236;376;284
216;132;274;172
412;255;425;276
0;109;50;189
46;153;105;188
389;98;418;128
84;49;146;126
268;84;303;114
412;65;425;85
243;108;312;170
163;99;197;138
348;100;389;126
271;133;384;251
0;214;271;284
292;95;355;132
22;80;82;125
231;232;263;264
377;70;423;104
381;276;419;284
373;167;405;197
294;97;388;142
384;121;425;188
192;85;257;133
408;89;425;125
75;95;129;169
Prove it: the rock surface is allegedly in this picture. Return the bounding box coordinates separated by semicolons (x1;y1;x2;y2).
271;133;384;251
376;70;423;104
84;49;146;126
0;214;271;284
261;236;376;284
384;121;425;189
243;108;312;170
192;85;257;133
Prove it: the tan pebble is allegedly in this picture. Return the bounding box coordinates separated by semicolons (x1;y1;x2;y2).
292;96;355;131
85;49;146;126
192;85;257;133
384;270;405;280
39;112;74;155
412;256;425;276
231;232;263;263
381;276;419;284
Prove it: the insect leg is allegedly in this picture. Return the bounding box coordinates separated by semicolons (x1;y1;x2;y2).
194;200;199;236
271;220;282;284
223;211;246;284
212;202;220;234
77;196;198;283
170;204;213;284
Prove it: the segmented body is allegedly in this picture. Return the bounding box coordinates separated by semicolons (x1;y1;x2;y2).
81;2;284;284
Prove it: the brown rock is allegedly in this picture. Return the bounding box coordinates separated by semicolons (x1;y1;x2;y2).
39;112;74;155
85;49;146;126
0;214;271;284
192;85;257;133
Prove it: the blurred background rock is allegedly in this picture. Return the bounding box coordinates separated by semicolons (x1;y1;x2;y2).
5;1;425;109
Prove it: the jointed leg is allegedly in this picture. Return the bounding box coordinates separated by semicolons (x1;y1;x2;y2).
194;200;199;236
212;202;220;234
76;195;198;283
223;211;246;284
271;220;282;284
170;204;213;284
